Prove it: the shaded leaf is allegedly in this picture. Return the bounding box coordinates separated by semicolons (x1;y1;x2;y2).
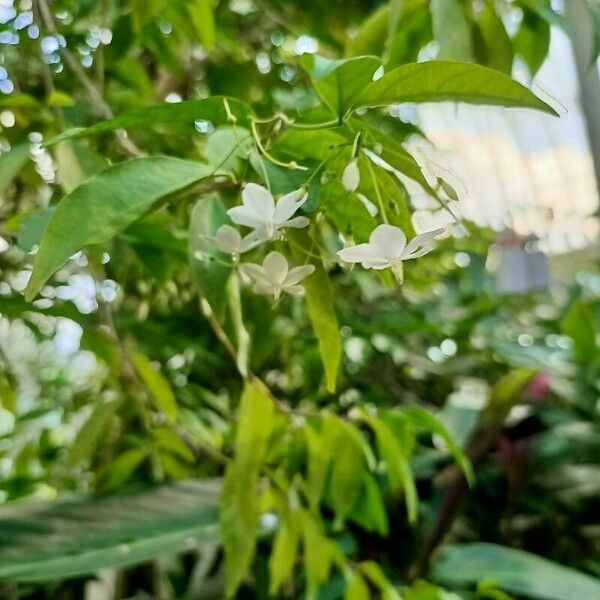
45;97;253;145
69;399;121;467
188;195;232;318
132;353;178;421
433;543;600;600
221;380;276;597
0;480;220;582
431;0;473;61
288;229;341;393
0;143;29;194
25;156;213;301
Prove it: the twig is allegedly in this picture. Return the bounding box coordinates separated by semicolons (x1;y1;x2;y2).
36;0;143;157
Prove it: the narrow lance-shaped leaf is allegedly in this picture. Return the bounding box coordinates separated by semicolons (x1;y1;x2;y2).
25;156;214;301
353;61;558;115
221;380;276;597
402;406;474;485
188;195;232;320
132;352;178;422
288;229;342;393
45;96;253;145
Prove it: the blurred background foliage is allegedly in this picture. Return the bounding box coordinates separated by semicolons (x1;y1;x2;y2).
0;0;599;599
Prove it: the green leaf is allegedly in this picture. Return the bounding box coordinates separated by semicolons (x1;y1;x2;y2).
328;419;366;529
359;561;401;600
221;380;276;597
348;473;389;536
561;300;598;364
16;208;55;252
475;0;514;74
188;195;232;318
288;229;341;393
0;143;29;195
433;543;600;600
355;61;557;115
345;571;370;600
69;399;121;467
45;97;253;145
360;413;418;523
0;480;220;582
514;8;551;78
402;406;474;485
132;353;178;421
268;513;299;595
54;140;108;193
100;447;150;491
205;126;252;171
186;0;215;48
300;54;382;121
345;4;389;57
430;0;473;61
349;118;432;192
25;156;213;301
300;510;333;599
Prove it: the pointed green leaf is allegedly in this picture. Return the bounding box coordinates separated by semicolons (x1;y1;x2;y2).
268;513;299;595
355;61;557;114
69;399;121;467
132;352;178;421
221;380;276;597
288;229;341;393
45;97;253;145
300;54;382;121
25;156;213;301
403;406;474;485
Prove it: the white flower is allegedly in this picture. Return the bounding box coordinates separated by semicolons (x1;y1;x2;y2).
214;225;262;255
239;251;315;300
342;158;360;192
336;224;445;282
227;183;309;241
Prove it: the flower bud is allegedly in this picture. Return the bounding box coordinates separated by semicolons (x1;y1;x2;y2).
342;158;360;192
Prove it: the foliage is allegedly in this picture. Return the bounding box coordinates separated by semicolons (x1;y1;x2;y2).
0;1;599;599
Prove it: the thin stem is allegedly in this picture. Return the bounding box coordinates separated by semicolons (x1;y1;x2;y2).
251;118;308;171
366;157;389;224
288;119;340;130
36;0;143;157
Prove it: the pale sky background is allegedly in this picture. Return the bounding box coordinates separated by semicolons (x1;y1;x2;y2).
406;26;600;255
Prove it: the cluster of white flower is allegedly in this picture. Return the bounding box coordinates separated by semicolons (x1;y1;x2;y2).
207;181;445;299
214;184;314;299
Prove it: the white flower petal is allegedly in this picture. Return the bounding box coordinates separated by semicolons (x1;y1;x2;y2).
284;264;315;286
227;206;266;229
337;243;380;264
342;158;360;192
253;282;277;297
283;216;310;229
242;183;275;221
239;230;266;252
402;228;445;259
361;257;393;269
369;224;407;258
286;285;305;296
263;251;289;284
215;225;241;254
239;263;272;286
274;189;307;223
